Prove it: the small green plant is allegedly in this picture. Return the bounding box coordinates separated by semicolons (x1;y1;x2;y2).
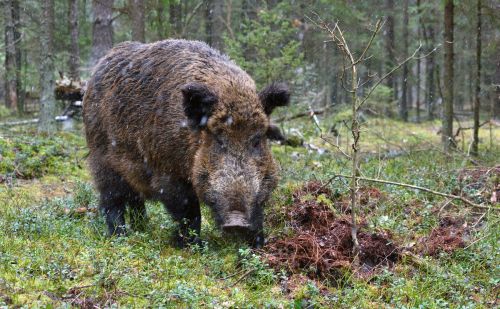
0;105;12;119
73;181;96;208
238;248;276;287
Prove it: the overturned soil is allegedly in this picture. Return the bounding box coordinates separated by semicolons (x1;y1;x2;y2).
260;182;399;280
419;216;467;256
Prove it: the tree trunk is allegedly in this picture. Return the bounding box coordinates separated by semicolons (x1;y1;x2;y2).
205;0;224;51
400;0;409;121
321;41;332;107
68;0;80;81
442;0;454;151
425;25;436;120
129;0;145;42
156;0;165;39
472;0;482;156
169;2;182;37
3;0;18;111
13;0;22;114
38;0;56;134
416;0;421;122
495;53;500;120
90;0;114;67
385;0;396;103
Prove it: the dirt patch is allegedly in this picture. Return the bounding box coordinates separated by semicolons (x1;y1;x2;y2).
457;166;499;203
260;181;399;280
419;216;467;256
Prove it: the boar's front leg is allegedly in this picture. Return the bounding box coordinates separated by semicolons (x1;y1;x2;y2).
160;180;201;248
95;168;131;236
92;160;148;236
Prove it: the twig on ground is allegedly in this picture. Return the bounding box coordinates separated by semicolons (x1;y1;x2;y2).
225;269;254;288
464;234;489;250
471;212;487;229
438;199;453;215
330;174;498;211
219;269;246;281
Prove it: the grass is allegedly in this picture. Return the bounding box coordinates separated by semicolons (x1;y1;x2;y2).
0;115;498;308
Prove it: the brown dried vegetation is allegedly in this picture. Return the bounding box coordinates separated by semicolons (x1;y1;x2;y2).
260;182;399;280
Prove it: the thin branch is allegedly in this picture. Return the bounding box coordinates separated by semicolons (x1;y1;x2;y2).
331;174;497;211
357;44;423;111
354;19;384;65
319;134;352;159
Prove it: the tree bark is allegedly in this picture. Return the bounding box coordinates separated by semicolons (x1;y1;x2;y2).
472;0;482;156
129;0;145;42
400;0;409;121
3;0;18;111
416;8;421;123
425;25;436;120
495;53;500;120
156;0;165;39
12;0;22;113
38;0;56;134
90;0;114;67
442;0;454;152
385;0;397;104
68;0;80;81
205;0;225;51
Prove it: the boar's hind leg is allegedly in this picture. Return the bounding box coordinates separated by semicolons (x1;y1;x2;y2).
161;180;201;248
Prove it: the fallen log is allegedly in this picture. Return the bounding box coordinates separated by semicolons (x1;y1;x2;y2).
274;108;327;123
55;77;85;101
0;118;39;126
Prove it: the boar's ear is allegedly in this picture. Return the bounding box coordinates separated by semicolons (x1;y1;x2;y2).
259;82;290;115
181;82;218;129
266;124;286;142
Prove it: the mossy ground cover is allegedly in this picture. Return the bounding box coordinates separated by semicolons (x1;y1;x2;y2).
0;117;498;308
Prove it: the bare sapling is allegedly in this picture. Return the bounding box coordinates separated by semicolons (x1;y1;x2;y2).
310;15;422;255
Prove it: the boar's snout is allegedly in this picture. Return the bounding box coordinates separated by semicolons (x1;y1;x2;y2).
221;211;251;234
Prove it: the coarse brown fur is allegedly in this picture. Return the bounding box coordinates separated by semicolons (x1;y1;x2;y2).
83;39;289;247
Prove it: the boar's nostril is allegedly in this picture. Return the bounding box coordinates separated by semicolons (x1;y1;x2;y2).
222;211;250;232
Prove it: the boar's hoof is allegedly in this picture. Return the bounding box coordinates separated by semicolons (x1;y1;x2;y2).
252;233;265;249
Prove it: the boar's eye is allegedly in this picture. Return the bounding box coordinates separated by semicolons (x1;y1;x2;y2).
250;135;263;152
214;135;227;151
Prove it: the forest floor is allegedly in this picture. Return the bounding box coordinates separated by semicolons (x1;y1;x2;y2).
0;112;499;308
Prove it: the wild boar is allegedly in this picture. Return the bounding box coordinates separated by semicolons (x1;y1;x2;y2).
83;39;289;247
